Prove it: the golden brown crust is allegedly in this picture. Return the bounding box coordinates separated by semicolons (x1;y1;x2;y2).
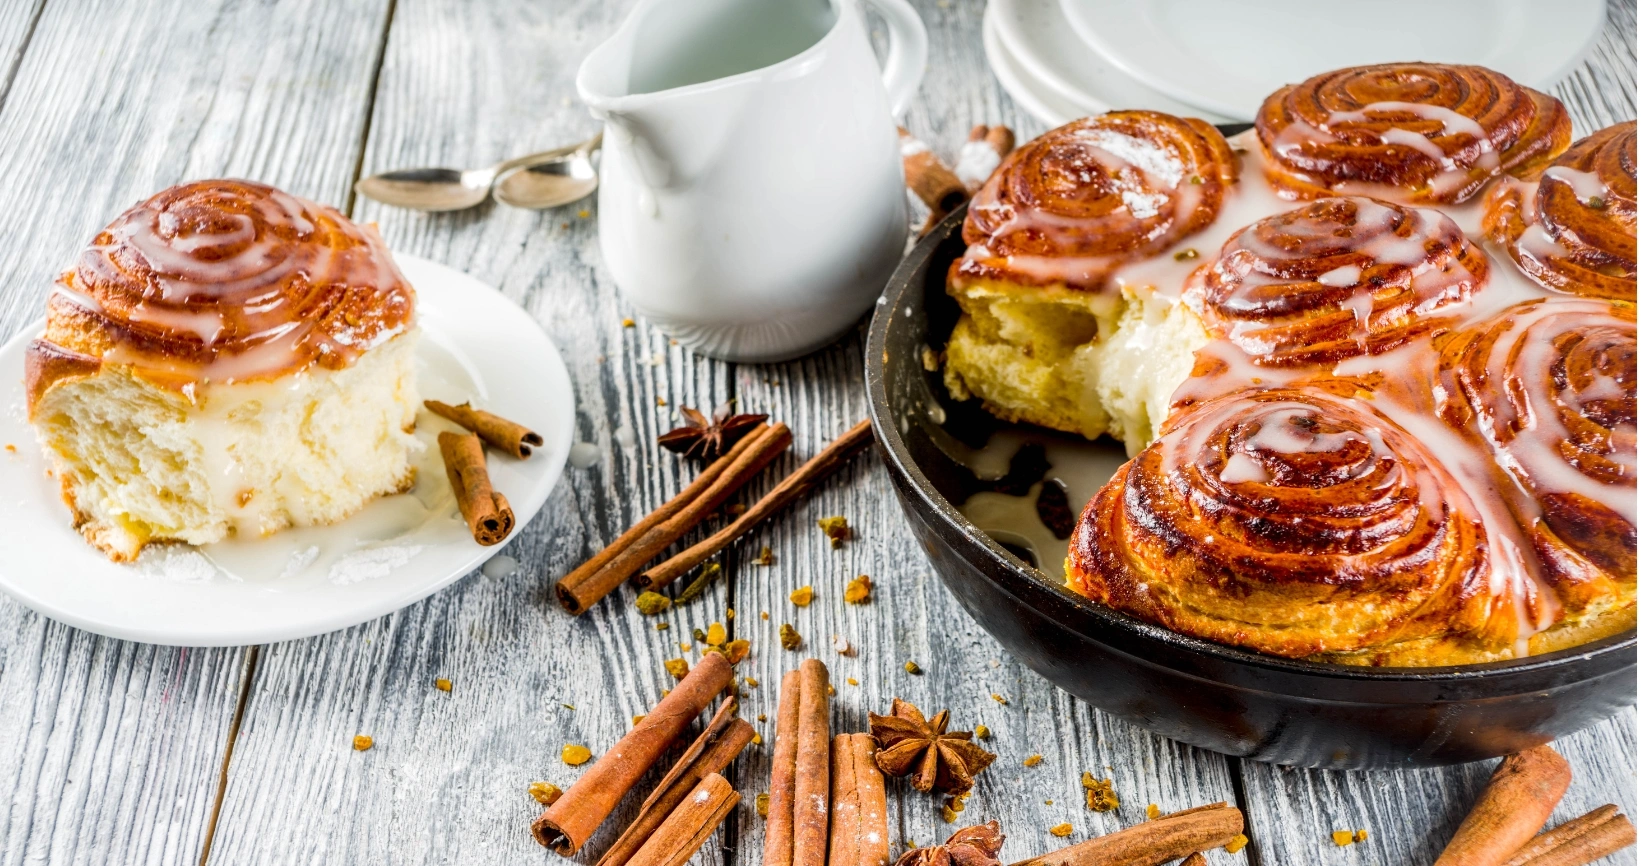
28;179;415;413
1067;388;1517;660
1483;121;1637;300
954;111;1239;292
1255;63;1571;204
1183;196;1486;365
24;338;101;419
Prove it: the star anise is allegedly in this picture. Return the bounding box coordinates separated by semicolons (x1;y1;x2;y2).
869;698;996;795
656;400;767;460
894;822;1005;866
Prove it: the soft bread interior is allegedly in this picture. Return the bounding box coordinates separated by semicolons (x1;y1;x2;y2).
32;331;421;561
943;276;1207;454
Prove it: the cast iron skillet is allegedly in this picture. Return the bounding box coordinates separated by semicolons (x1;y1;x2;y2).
863;201;1636;770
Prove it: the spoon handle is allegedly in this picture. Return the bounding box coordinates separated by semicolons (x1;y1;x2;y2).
494;132;602;174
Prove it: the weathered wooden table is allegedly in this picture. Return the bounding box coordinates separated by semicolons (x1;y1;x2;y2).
0;1;1636;863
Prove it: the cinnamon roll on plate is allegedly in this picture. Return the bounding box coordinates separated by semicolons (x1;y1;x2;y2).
937;61;1636;665
26;180;420;561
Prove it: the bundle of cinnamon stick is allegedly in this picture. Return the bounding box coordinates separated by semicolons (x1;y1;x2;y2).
1433;744;1635;866
532;654;754;866
557;419;874;615
428;400;541;545
765;659;891;866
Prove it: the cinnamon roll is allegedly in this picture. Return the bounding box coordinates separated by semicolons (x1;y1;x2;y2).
1483;121;1637;300
26;179;421;560
1183;196;1487;365
1067;389;1520;663
1256;63;1571;205
1436;298;1636;615
943;111;1237;447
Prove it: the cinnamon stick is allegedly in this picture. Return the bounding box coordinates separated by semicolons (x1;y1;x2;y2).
532;653;734;854
1435;745;1572;866
899;128;968;218
556;422;791;614
636;420;874;592
829;735;859;866
438;431;515;545
625;772;741;866
425;399;542;458
828;733;888;866
764;670;804;866
1011;805;1244;866
600;696;756;866
1507;805;1635;866
792;660;832;866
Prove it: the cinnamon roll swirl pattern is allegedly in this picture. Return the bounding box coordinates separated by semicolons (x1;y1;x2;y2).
1483;121;1637;300
1183;197;1486;365
1437;298;1637;596
955;111;1240;291
1256;63;1571;205
32;179;414;400
1068;389;1511;659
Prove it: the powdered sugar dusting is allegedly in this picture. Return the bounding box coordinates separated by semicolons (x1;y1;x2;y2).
136;547;221;584
328;544;423;585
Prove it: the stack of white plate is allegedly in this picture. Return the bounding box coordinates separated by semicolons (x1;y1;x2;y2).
986;0;1606;129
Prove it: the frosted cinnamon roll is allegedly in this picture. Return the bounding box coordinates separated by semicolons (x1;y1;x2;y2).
1256;63;1571;205
26;179;421;560
943;111;1237;447
1436;298;1636;612
1183;197;1486;365
1067;388;1521;663
1483;121;1637;300
955;111;1240;291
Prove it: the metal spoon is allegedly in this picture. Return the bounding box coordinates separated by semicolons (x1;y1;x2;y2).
353;133;600;212
493;131;601;209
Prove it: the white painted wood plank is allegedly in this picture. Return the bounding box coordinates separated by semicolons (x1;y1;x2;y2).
0;0;43;114
0;0;395;864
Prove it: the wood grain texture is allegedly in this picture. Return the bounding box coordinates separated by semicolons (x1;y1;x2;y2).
0;1;1635;865
0;0;393;863
1552;0;1637;136
0;0;43;116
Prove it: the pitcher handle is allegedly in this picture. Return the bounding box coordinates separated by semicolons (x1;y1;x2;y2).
861;0;927;117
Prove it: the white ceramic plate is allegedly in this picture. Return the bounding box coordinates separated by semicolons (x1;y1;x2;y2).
984;15;1089;129
1058;0;1607;120
987;0;1237;124
0;254;573;646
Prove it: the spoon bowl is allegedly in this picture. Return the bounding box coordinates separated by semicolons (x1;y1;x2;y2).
494;133;602;209
355;167;498;212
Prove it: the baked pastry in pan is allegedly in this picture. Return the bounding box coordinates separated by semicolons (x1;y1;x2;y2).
26;179;420;561
943;63;1635;665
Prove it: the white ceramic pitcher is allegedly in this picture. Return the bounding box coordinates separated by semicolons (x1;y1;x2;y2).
577;0;926;363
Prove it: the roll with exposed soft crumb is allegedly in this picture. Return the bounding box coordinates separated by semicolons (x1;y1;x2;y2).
25;179;420;561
